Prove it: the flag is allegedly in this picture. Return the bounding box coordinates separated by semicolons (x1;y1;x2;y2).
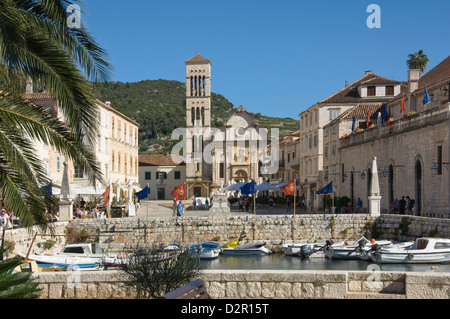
366;110;370;127
42;182;52;196
400;93;405;113
135;185;149;203
423;87;431;105
281;181;295;195
351;116;356;132
102;185;110;206
382;102;388;122
171;184;185;199
316;181;333;195
240;180;255;195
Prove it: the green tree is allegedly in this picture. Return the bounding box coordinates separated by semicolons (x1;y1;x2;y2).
407;50;430;74
0;0;112;230
121;247;204;299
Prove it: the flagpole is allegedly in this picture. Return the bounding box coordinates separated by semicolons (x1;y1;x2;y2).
146;184;149;243
332;192;335;239
253;188;256;241
293;179;296;241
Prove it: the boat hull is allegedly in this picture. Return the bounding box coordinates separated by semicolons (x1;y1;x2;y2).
372;251;450;264
20;254;102;271
189;242;221;259
221;248;271;256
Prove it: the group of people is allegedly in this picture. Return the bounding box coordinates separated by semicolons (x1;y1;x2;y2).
73;204;105;219
238;196;253;212
392;196;416;215
192;197;209;210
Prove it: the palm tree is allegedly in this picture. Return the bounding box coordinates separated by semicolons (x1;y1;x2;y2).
0;0;112;230
407;50;430;74
0;250;41;299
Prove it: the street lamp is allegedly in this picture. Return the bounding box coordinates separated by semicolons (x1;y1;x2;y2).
361;171;366;180
431;164;438;175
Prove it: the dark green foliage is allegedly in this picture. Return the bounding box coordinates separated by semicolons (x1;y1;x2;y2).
93;80;299;153
0;250;41;299
120;247;205;299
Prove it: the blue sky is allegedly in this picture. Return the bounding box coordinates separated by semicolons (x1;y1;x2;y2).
82;0;450;118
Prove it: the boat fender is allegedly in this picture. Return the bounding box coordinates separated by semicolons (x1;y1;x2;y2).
408;253;414;259
370;238;376;244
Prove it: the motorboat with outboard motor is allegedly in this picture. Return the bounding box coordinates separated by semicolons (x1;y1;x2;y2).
324;237;393;260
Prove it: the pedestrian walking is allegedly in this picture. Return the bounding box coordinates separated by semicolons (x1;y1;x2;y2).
286;197;291;213
269;198;274;212
176;200;184;225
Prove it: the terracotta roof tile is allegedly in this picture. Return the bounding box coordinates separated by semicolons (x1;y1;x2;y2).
417;56;450;90
335;102;382;121
185;54;212;65
139;154;185;166
319;73;400;104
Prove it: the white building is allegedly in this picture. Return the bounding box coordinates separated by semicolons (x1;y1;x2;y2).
298;71;402;210
23;90;139;214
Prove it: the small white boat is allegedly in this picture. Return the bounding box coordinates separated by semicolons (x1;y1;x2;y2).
18;243;114;271
157;243;182;254
102;249;174;269
371;237;450;264
188;242;222;259
18;254;103;271
221;242;272;256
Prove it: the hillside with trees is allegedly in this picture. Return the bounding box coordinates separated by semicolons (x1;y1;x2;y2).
94;79;298;153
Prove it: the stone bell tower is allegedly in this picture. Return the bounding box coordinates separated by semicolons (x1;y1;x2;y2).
185;54;212;199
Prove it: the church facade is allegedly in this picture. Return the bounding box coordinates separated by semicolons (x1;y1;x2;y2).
182;54;273;200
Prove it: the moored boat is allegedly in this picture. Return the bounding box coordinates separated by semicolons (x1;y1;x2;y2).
325;237;393;260
188;242;221;259
18;254;103;271
221;241;272;256
371;237;450;264
17;242;115;271
282;242;325;256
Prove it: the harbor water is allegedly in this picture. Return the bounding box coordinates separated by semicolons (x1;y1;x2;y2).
200;253;450;273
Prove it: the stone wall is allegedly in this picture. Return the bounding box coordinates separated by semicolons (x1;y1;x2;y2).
32;270;450;299
7;214;450;256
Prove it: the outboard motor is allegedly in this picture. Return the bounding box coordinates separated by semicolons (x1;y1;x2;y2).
323;239;335;259
300;244;314;258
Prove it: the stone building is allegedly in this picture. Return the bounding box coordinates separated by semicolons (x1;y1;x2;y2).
138;154;185;200
332;56;450;218
269;130;300;197
19;88;139;218
298;71;403;210
182;54;268;199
